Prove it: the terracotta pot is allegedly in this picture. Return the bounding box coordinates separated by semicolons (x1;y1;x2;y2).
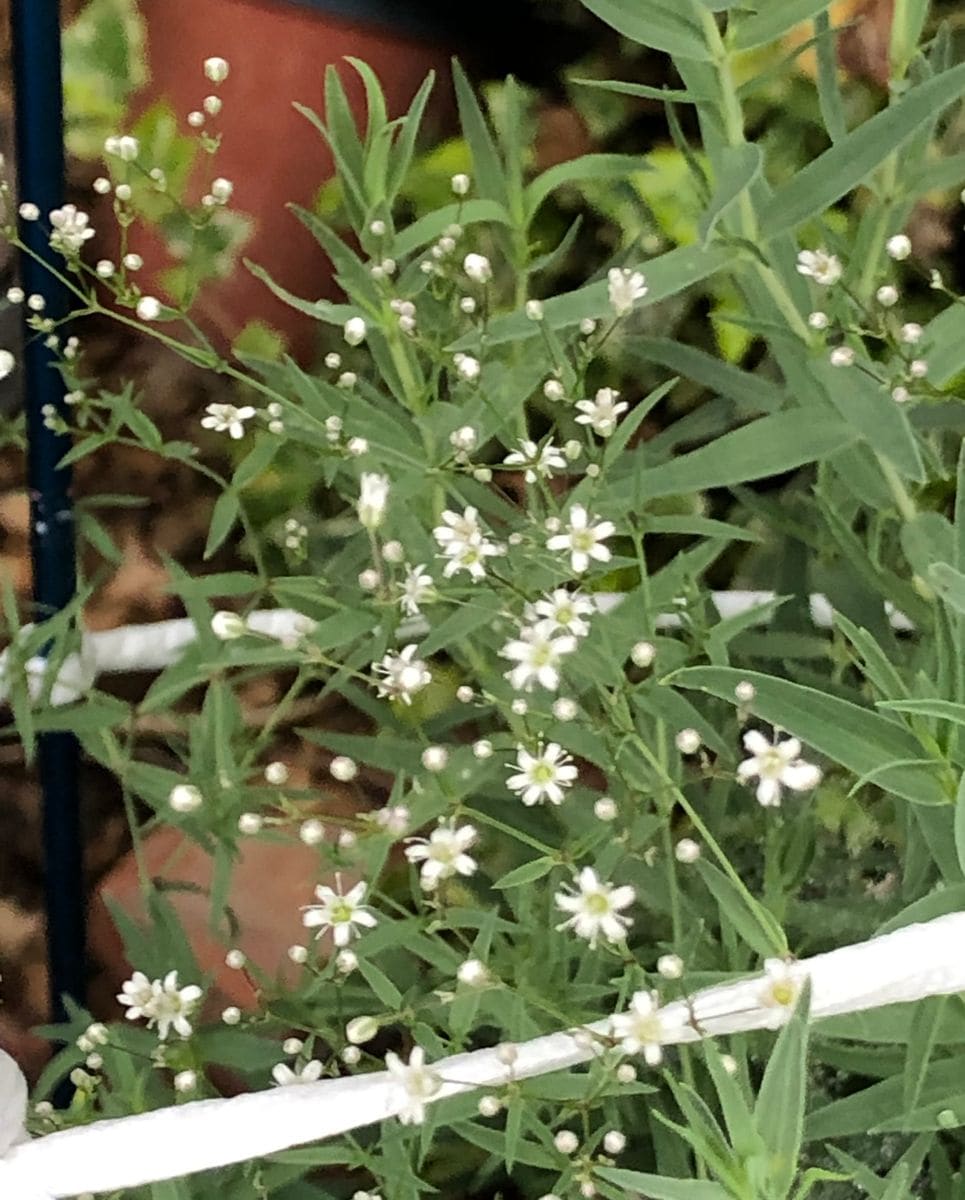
95;0;452;362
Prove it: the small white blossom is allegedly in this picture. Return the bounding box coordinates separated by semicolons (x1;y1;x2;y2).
204;56;230;84
657;953;684;979
500;626;577;692
433;506;501;581
808;310;829;330
830;346;855;368
454;353;481;382
529;588;595;638
373;804;410;837
357;473;390;531
594;796;618;821
555;867;635;948
543;379;565;401
886;234;912;261
876;285;899;307
211;610;246;640
554;1130;579;1155
457;958;490;987
910;359;928;379
116;971;155;1023
385;1048;442;1126
405;820;478;890
575;388;628;438
547;504;615;574
330;755;358;782
892;386;910;404
302;875;378;947
201;402;256;440
372;644;431;704
238;813;262;835
264;761;289;786
136;296;162;321
450;425;477;453
0;350;15;381
507;743;578;806
463;253;492;284
611;990;674;1064
104;134;140;161
608;267;648;316
48;205;94;254
421;745;449;772
300;819;325;846
603;1130;627;1155
343;316;367;346
123;252;143;270
675;838;701;863
759;959;807;1027
735;680;756;703
169;784;203;813
118;971;202;1040
451;173;471;196
525;299;544;320
473;739;493;759
675;728;701;755
796;248;842;286
737;730;822;807
503;439;567;482
398;564;434;616
553;697;578;721
272;1060;324;1086
901;322;923;345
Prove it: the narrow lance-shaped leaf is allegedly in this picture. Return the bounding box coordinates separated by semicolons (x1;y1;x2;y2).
699;143;763;245
755;984;812;1199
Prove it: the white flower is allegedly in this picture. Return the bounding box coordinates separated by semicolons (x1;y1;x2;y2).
385;1046;442;1125
796;249;842;286
372;644;431;704
104;134;139;161
48;205;94;254
457;958;490;987
373;804;409;836
611;990;674;1064
463;253;492;283
900;322;923;345
357;473;390;531
500;626;577;692
344;316;367;346
302;874;378;946
737;730;822;807
398;564;434;616
528;588;595;638
876;285;899;307
575;388;628;438
118;970;202;1040
169;784;203;813
675;838;701;864
506;742;578;806
608;267;648;316
204;56;230;84
433;506;501;581
547;505;615;574
555;867;635;948
526;299;544;320
330;755;358;782
830;346;855;368
808;310;829;330
886;234;912;261
200;402;257;440
544;379;565;401
405;821;478;890
117;971;155;1022
271;1060;324;1086
211;611;246;640
136;296;162;321
453;353;481;381
503;439;566;483
211;177;233;203
603;1130;626;1155
451;173;471;196
0;350;15;381
759;958;806;1027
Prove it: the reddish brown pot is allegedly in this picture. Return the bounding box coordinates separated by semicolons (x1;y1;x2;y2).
95;0;452;362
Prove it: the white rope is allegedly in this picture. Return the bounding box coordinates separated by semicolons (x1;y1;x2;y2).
0;594;913;707
1;912;962;1200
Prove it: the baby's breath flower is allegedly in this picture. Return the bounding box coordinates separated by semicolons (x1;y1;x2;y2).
901;322;923;344
735;680;756;702
357;472;390;531
405;820;478;890
343;316;367;346
421;745;449;772
330;755;358;782
473;739;493;759
453;352;481;382
759;959;806;1026
737;730;821;807
507;743;577;806
272;1060;323;1086
830;346;855;368
500;626;577;692
18;201;40;221
575;387;628;438
300;818;325;846
459;296;477;314
204;56;230;84
385;1047;441;1125
478;1094;501;1117
594;796;618;822
238;813;262;835
603;1130;626;1155
892;385;910;403
876;284;899;307
433;506;501;580
373;804;409;836
451;173;471;196
136;296;162;321
547;504;615;574
555;867;635;948
554;1130;579;1155
201;402;256;440
675;728;701;755
0;350;14;381
372;644;431;704
525;299;544;320
104;134;139;161
529;588;595;639
610;990;673;1064
48;205;94;254
463;253;492;284
674;838;701;863
169;784;202;813
450;425;477;453
607;267;648;316
553;697;578;721
211;610;245;640
543;379;565;401
808;310;829;330
398;564;434;616
264;760;289;786
886;234;912;261
796;248;842;286
288;945;308;965
657;953;684;979
503;438;566;482
457;958;490;987
302;874;378;946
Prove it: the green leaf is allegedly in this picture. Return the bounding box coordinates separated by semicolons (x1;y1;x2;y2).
579;0;712;59
386;70;435;200
418;595;501;657
890;0;930;77
696;860;786;958
815;10;847;142
699;144;763;245
595;1168;729;1200
356;957;403;1009
673;666;948;805
245;259;353;324
493;857;557;889
629;338;785;413
929;562;965;617
233;436;279;491
394;199;513;258
733;0;832;51
760;62;965;237
904;996;947;1114
606;411;856;505
755;986;811;1198
204;490;240;560
573;77;713;104
526;153;651;219
452;58;507;205
955;772;965;878
878;698;965;725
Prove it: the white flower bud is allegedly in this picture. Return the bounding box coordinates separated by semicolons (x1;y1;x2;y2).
18;202;40;221
603;1130;626;1155
211;610;246;640
720;1053;738;1075
876;285;899;307
455;354;481;381
92;177;111;195
115;184;133;203
554;1130;579;1154
283;1037;304;1055
169;784;203;813
807;311;828;330
510;698;527;715
631;641;656;668
457;958;489;987
211;177;233;203
910;359;928;379
830;346;855;368
96;260;115;278
204;57;230;84
451;173;471;196
552;698;578;721
203;95;223;116
300;819;325;846
343;316;367;346
222;1006;241;1025
336;948;358;974
456;685;474;703
450;425;477;452
886;234;912;260
594;797;618;822
657;953;684;979
0;351;15;381
288;945;308;964
900;322;923;344
225;948;246;970
735;681;756;702
330;756;358;782
174;1070;197;1093
346;1016;380;1045
616;1063;637;1083
463;253;492;284
892;385;910;404
136;296;162;321
264;761;289;786
358;569;380;591
478;1095;501;1117
238;812;262;835
525;300;544;320
473;739;493;759
421;746;449;772
675;728;701;755
459;296;477;314
341;1045;361;1065
579;318;597;336
543;379;564;401
675;837;701;864
496;1042;518;1066
382;540;404;562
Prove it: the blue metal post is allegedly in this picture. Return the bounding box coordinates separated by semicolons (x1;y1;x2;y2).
10;0;86;1020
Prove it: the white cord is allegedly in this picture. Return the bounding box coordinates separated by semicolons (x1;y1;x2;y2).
1;912;962;1199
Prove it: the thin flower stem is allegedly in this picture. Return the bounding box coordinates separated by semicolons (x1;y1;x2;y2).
462;806;559;858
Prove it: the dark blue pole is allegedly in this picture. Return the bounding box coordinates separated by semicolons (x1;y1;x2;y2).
10;0;86;1021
